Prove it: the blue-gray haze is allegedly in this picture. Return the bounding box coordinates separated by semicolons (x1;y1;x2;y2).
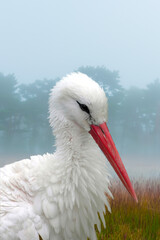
0;0;160;177
0;0;160;88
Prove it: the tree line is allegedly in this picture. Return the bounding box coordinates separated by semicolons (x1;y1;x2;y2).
0;66;160;162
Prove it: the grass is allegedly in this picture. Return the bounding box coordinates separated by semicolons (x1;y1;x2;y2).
96;178;160;240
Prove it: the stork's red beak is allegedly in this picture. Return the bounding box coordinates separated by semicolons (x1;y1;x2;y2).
89;122;138;202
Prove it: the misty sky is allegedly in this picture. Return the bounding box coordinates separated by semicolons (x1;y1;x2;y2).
0;0;160;88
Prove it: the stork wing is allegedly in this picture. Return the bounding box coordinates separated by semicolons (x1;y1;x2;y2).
0;158;49;240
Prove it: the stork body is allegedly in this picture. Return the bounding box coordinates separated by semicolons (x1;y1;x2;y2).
0;73;137;240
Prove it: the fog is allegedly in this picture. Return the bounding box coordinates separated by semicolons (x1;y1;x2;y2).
0;0;160;88
0;1;160;177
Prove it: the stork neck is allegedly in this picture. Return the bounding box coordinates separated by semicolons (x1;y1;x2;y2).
53;120;91;156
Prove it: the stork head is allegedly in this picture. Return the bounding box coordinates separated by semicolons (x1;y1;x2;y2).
49;72;138;202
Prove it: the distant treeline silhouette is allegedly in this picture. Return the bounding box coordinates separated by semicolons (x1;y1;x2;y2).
0;66;160;162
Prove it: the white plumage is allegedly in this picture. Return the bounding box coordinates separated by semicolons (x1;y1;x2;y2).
0;72;136;240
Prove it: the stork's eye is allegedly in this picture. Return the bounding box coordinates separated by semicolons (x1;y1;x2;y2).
76;101;90;115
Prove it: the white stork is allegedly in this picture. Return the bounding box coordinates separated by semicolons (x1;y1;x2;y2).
0;72;137;240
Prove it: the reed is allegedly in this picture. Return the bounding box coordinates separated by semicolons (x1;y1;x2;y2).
96;178;160;240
